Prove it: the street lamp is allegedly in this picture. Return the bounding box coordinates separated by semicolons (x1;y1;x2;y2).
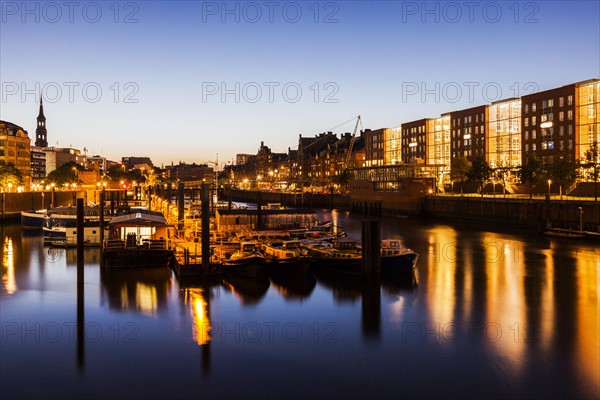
547;179;552;197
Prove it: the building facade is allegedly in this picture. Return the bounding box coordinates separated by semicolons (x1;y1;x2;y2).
30;146;46;184
487;98;522;169
450;105;487;161
401;119;428;164
521;83;577;166
0;120;32;189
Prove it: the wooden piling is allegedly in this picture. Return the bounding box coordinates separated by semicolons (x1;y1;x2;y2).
201;183;211;274
76;198;84;284
99;189;105;266
256;190;263;230
178;182;185;231
361;220;381;276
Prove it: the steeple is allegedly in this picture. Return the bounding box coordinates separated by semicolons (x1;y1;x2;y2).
35;95;48;147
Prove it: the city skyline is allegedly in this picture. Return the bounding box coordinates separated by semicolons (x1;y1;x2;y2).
1;1;599;165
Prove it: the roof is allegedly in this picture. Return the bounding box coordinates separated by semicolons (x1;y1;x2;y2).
216;208;317;216
109;212;167;227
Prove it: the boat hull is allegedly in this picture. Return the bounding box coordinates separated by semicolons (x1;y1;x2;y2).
21;212;48;229
103;249;172;268
381;252;419;274
224;262;268;279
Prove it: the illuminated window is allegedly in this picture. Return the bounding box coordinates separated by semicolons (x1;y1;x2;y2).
559;111;564;121
532;103;537;112
559;97;564;107
567;95;573;106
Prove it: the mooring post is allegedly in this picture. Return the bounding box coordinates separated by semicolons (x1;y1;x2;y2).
99;189;105;266
178;182;185;231
256;190;263;230
361;220;381;276
110;191;115;215
201;183;211;274
77;198;84;284
51;186;55;208
76;197;85;369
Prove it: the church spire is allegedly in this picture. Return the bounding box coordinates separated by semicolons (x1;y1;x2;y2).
38;95;45;119
35;95;48;147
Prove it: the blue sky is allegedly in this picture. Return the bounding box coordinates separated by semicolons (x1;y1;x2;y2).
1;0;599;166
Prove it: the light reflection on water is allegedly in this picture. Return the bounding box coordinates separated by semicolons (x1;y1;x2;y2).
0;213;598;399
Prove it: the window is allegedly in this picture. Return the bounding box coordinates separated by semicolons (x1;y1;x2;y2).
532;103;537;112
532;130;537;139
568;124;573;135
525;130;529;140
567;95;573;106
525;144;529;152
568;140;573;150
559;111;564;121
524;104;529;114
524;118;529;127
532;116;537;126
548;99;554;107
559;126;564;136
567;110;573;120
559;97;564;107
532;143;537;151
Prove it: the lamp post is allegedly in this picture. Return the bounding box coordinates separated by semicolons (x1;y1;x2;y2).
547;179;552;198
578;207;583;232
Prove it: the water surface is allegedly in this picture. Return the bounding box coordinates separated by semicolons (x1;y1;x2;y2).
1;212;598;399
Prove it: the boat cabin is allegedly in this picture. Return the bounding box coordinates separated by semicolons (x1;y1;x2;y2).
106;211;172;250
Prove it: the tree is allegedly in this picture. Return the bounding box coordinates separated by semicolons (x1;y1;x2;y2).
493;167;512;197
518;156;542;200
450;156;472;194
582;140;600;201
466;156;492;197
46;162;82;186
0;161;22;191
331;170;351;194
547;156;577;200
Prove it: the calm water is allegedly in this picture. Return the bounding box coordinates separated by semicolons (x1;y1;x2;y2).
1;211;599;400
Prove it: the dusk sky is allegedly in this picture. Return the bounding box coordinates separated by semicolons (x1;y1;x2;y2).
1;1;599;166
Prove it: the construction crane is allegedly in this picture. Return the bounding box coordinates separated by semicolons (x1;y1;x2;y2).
344;115;362;170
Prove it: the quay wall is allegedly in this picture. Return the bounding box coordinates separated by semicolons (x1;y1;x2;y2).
422;196;600;232
224;189;351;209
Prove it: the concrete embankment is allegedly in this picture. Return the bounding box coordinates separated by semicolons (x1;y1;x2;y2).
422;196;600;232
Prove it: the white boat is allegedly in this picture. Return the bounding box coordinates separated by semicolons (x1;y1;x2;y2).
43;219;108;247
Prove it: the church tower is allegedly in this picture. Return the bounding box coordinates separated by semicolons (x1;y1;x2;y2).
35;96;48;147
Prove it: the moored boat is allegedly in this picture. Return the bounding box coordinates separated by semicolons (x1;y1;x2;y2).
262;239;310;275
380;239;419;273
103;210;174;268
21;210;49;228
304;238;363;275
223;242;268;278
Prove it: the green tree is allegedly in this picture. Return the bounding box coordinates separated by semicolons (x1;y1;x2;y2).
466;156;492;197
46;162;83;186
518;156;542;200
450;156;472;194
0;161;22;191
582;140;600;201
547;156;577;200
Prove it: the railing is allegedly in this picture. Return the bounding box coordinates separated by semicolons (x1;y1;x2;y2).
104;238;167;251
